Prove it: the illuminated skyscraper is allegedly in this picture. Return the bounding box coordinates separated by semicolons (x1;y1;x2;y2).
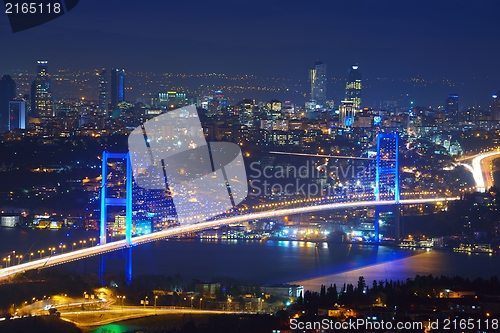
238;99;256;127
492;93;500;121
339;100;355;128
445;94;459;123
345;65;362;109
264;100;283;120
8;99;26;131
214;90;227;115
0;75;16;133
310;61;327;105
111;68;125;109
156;91;194;110
98;69;109;116
31;60;54;117
37;61;49;80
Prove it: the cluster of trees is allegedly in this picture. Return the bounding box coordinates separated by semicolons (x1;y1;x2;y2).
296;276;370;309
297;274;500;312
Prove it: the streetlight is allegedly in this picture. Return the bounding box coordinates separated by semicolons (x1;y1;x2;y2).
59;244;66;254
79;240;86;248
117;296;125;310
89;238;96;246
190;296;193;308
227;298;232;311
29;253;34;262
141;296;148;309
154;295;158;313
38;250;44;258
15;254;23;265
48;247;56;255
72;242;76;251
199;298;202;310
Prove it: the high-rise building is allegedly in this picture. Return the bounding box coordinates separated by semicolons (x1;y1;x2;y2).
310;61;327;105
207;98;218;117
445;94;459;123
98;69;108;116
264;100;283;120
8;99;26;131
32;60;54;117
37;61;49;80
492;93;500;121
0;75;16;133
155;91;196;110
339;100;355;128
238;99;256;127
202;91;227;117
110;68;125;109
345;65;362;109
214;90;227;115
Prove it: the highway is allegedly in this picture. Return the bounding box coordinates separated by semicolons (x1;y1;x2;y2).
470;150;500;191
457;148;500;162
15;298;245;328
60;307;242;327
0;196;458;280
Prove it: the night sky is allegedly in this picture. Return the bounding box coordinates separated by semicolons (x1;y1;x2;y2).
1;0;500;107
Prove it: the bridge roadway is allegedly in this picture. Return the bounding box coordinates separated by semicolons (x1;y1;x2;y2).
0;197;458;280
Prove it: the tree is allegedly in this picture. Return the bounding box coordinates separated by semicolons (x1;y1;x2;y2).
357;277;366;293
326;284;338;304
320;285;326;302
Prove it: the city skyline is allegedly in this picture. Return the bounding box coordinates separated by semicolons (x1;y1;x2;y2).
1;0;500;108
3;2;500;331
2;62;499;111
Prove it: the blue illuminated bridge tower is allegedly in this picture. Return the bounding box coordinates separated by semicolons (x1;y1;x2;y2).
99;152;133;285
99;151;176;285
374;133;401;242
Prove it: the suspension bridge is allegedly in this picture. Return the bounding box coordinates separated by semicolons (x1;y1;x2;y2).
0;133;459;282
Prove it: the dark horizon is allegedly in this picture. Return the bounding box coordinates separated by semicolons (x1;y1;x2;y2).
1;0;500;108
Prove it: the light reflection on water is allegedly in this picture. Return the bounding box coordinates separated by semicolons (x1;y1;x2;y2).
1;228;499;287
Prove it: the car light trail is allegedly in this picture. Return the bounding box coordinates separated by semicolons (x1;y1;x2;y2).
471;151;500;191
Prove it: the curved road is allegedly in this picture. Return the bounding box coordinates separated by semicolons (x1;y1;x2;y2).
61;307;242;327
470;150;500;191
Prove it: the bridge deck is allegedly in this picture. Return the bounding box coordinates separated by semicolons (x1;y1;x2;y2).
0;197;459;281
